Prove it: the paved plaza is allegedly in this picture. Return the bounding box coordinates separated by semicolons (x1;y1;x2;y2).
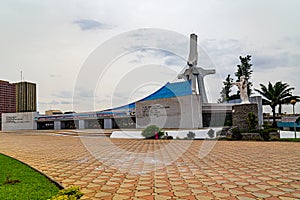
0;130;300;200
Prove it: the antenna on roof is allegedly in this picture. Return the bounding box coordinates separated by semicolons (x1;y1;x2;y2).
20;70;22;82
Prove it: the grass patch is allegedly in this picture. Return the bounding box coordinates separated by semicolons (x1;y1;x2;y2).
0;153;60;200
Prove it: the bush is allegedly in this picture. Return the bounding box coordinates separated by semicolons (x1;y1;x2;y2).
260;131;270;141
231;128;243;140
247;112;258;130
141;125;164;139
259;127;278;141
49;186;83;200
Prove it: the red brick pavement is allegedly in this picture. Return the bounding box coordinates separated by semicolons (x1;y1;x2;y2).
0;130;300;199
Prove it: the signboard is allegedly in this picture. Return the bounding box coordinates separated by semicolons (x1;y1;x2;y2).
282;116;299;123
2;112;37;131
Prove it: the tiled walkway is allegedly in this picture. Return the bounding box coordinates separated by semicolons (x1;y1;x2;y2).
0;130;300;199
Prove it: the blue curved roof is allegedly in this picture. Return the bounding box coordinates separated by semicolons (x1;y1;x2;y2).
37;81;192;120
141;81;192;101
101;80;192;113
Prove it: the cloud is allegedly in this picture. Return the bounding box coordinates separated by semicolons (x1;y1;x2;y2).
252;52;300;71
52;90;73;99
164;56;185;66
73;19;113;31
61;101;72;105
127;48;186;68
39;100;59;105
75;88;94;98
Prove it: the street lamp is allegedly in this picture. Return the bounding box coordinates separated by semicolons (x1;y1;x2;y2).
290;99;297;138
291;99;296;115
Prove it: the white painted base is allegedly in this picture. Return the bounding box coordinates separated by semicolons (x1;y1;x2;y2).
111;128;222;139
280;131;300;139
111;131;144;139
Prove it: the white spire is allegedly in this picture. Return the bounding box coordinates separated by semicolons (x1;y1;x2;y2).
178;33;216;103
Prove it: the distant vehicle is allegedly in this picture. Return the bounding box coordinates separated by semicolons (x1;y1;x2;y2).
64;111;76;114
52;111;63;115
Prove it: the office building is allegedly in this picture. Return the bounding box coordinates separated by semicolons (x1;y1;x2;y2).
14;81;37;112
0;80;16;129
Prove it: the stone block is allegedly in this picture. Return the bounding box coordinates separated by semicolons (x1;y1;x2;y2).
232;103;258;131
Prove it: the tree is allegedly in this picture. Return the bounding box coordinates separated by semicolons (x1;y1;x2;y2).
255;81;294;127
218;74;233;103
235;55;253;96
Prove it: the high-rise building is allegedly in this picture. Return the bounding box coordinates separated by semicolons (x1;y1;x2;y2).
14;81;37;112
0;80;16;130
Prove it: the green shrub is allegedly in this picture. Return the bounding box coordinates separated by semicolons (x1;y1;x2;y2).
260;132;270;141
259;127;278;141
247;112;258;130
231;128;243;140
141;125;164;139
49;186;83;200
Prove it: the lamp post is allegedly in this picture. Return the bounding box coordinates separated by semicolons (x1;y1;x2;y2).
291;99;296;115
290;99;297;138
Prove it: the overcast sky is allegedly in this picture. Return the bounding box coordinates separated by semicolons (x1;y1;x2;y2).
0;0;299;114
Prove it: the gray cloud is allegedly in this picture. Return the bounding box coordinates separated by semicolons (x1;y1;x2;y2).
52;90;73;99
252;52;300;71
39;100;59;105
164;56;185;66
61;101;72;105
73;19;113;31
77;88;94;98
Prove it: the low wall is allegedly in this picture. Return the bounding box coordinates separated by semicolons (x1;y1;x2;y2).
280;131;300;139
111;128;222;139
1;112;38;131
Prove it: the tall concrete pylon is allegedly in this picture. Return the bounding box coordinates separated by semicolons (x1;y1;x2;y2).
178;33;215;103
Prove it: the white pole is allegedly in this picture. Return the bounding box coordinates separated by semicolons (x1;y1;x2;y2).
294;121;297;139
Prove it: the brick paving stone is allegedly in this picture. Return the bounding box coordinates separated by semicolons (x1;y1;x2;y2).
252;191;272;198
94;192;112;198
237;197;256;200
1;131;300;199
113;194;131;200
222;183;238;189
265;197;281;200
154;196;171;200
267;188;286;196
213;190;231;198
195;193;214;200
278;196;297;200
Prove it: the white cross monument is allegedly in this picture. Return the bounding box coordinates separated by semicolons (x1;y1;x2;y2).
178;33;216;103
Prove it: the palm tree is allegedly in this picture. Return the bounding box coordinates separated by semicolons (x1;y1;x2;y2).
255;81;294;127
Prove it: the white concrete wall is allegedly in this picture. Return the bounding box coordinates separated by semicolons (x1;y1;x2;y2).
111;131;144;139
280;131;300;139
111;128;222;139
136;95;202;129
2;112;38;131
